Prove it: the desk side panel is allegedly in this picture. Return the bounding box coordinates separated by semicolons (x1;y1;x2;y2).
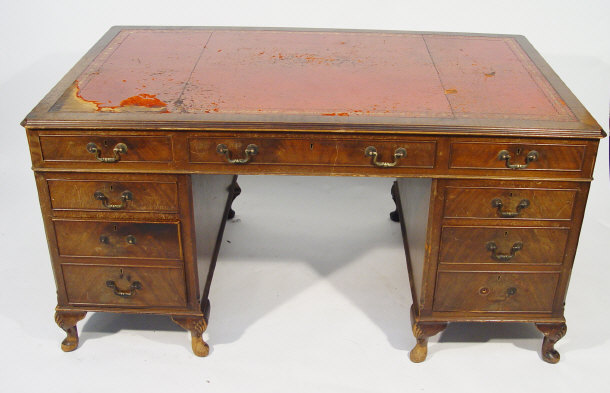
191;174;236;312
396;178;433;310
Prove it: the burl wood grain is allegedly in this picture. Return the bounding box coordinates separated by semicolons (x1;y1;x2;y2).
433;272;559;312
438;226;569;265
443;186;576;220
39;135;173;163
61;264;187;307
189;136;436;168
29;130;601;180
54;220;182;260
47;178;179;213
449;141;586;171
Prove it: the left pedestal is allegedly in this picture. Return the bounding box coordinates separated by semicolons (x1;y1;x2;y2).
35;171;237;356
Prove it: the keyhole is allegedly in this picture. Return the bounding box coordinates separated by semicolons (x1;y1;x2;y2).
497;275;501;281
516;147;522;155
508;192;513;197
109;185;113;191
103;140;109;148
310;143;314;150
504;231;508;237
113;225;118;231
119;268;124;278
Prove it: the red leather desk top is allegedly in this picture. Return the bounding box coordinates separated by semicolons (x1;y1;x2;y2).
24;27;603;138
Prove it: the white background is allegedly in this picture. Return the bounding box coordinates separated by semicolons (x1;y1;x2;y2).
1;1;609;392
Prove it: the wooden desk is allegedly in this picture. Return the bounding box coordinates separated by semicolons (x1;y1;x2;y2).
23;27;604;363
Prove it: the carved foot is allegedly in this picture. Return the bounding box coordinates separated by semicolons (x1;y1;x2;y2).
535;323;567;364
228;182;242;219
54;311;87;352
390;182;400;222
409;305;446;362
172;316;210;357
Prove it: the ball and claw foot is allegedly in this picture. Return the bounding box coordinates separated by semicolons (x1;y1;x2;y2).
55;311;87;352
536;323;567;364
172;315;210;357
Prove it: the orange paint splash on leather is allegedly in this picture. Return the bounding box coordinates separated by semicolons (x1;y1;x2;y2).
120;93;167;108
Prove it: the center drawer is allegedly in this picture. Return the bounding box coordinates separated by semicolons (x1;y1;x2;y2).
54;219;182;260
188;136;436;168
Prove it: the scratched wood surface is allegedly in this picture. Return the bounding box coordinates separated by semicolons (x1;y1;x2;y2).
23;27;603;137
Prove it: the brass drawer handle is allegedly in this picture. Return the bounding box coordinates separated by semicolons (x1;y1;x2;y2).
491;198;530;218
364;146;407;168
106;280;142;297
497;149;538;169
86;142;128;163
94;190;133;210
486;241;523;262
216;143;258;164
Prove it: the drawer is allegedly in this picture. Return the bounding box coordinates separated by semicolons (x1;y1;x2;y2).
39;134;173;163
443;186;576;220
188;136;436;168
47;178;179;213
54;220;182;260
62;264;187;308
439;226;569;265
449;141;585;172
433;271;559;312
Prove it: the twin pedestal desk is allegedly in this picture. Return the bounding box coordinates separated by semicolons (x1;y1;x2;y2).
23;27;604;363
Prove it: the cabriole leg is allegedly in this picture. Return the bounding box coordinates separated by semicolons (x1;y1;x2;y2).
535;322;567;364
171;316;210;357
54;310;87;352
227;182;242;219
409;305;447;362
390;181;400;222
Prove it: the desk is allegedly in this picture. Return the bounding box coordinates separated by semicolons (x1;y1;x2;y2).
23;27;604;363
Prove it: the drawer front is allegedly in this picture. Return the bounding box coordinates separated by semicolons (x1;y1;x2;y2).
39;135;173;163
47;178;179;213
189;137;436;168
62;264;187;308
439;226;569;265
54;220;182;260
449;141;585;172
433;271;558;312
443;186;576;220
